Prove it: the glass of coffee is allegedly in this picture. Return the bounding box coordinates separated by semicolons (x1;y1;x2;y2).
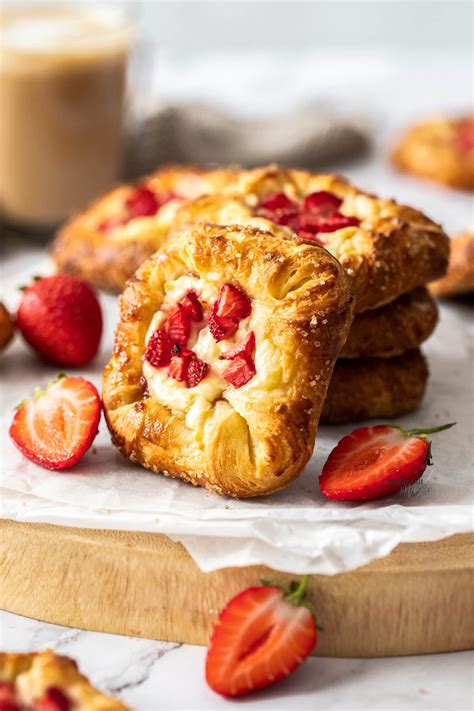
0;3;133;231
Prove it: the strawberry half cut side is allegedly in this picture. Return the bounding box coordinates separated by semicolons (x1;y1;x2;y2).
9;375;101;471
206;575;316;697
319;422;455;502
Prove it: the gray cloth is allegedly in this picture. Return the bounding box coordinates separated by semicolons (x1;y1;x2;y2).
125;102;370;178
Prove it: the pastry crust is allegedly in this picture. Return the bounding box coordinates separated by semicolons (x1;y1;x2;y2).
340;287;438;359
0;301;14;351
50;165;239;292
0;649;130;710
103;223;354;498
430;231;474;298
322;350;428;424
173;165;449;312
391;116;474;190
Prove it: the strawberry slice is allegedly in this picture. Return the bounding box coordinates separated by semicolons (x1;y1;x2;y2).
180;290;203;322
9;375;101;471
219;332;255;360
165;306;191;348
125;187;159;218
222;354;256;387
259;192;295;212
215;284;251;321
206;576;316;697
186;356;209;388
144;329;172;368
208;303;239;342
303;191;342;213
34;687;71;711
319;422;455;502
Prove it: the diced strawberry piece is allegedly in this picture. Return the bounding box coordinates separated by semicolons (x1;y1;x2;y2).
456;120;474;152
97;216;127;233
180;290;203;322
165;306;191;348
303;191;342;213
0;683;17;708
319;422;455;502
125;187;159;218
144;328;172;368
314;212;360;233
167;348;194;381
270;206;300;227
216;284;251;321
9;376;101;471
222;354;256;388
220;332;255;360
208;304;239;343
206;577;316;697
34;687;71;711
259;192;295;212
186;356;209;388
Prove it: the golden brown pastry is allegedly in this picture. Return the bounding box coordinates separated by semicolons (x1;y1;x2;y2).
173;165;449;312
340;287;438;359
103;223;354;498
322;350;428;423
51;165;239;292
391;115;474;190
0;649;130;710
430;231;474;298
0;301;14;350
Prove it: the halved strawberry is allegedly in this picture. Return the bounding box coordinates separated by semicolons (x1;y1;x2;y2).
208;303;239;342
165;306;191;347
215;284;251;321
222;354;256;388
9;375;101;471
303;190;342;213
180;290;204;322
206;575;316;697
260;192;295;212
34;687;71;711
125;187;159;218
144;329;172;368
220;332;255;360
186;356;209;388
319;422;455;502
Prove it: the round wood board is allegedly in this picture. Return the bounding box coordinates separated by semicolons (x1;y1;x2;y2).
1;520;473;657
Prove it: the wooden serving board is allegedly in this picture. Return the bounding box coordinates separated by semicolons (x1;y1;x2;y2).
1;520;473;657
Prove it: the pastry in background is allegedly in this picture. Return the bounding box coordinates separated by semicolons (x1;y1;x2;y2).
0;301;14;351
175;165;449;313
430;231;474;298
0;649;130;710
103;223;354;498
322;350;428;424
391;115;474;190
340;287;438;359
51;165;239;292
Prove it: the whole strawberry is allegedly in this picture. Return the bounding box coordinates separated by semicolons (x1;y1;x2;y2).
17;275;102;366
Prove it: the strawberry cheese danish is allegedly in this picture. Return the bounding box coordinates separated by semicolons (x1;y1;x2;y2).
51;165;239;292
173;165;449;313
0;650;130;710
103;224;353;497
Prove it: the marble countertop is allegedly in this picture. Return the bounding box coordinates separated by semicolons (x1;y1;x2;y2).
2;611;472;711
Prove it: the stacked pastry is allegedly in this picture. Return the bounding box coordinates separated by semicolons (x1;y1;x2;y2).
50;165;450;496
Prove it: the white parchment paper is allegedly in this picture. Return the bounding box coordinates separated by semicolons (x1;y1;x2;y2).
1;52;473;575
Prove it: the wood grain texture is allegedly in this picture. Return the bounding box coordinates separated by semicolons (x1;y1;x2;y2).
1;521;473;657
